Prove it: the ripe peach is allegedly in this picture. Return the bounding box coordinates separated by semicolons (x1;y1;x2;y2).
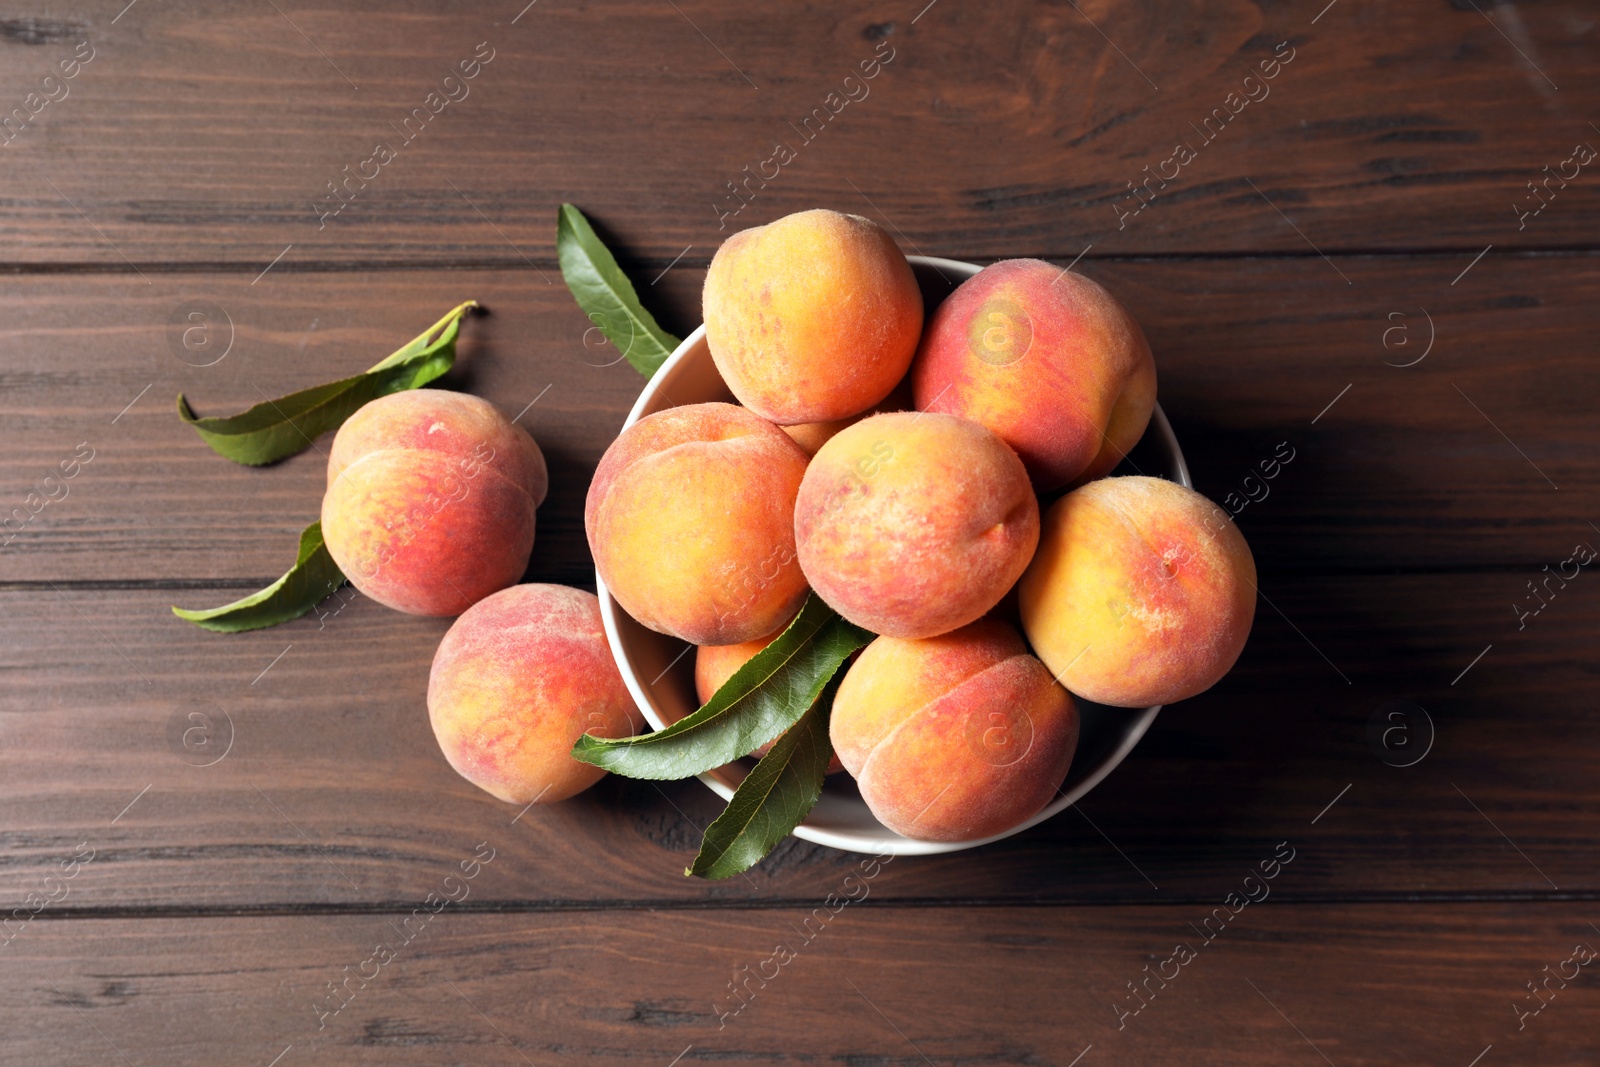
427;584;643;804
690;627;845;773
694;633;780;707
585;402;810;646
794;411;1039;639
780;417;852;460
831;617;1078;842
911;258;1156;492
1018;476;1256;708
704;209;923;425
781;377;914;457
321;390;548;616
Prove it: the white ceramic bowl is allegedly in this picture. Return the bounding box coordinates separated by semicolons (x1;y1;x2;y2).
597;255;1190;856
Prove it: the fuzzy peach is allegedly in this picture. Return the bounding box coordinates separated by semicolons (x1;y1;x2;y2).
794;411;1039;639
427;584;642;804
781;377;914;457
690;627;845;773
911;258;1156;491
1018;476;1256;708
704;209;923;425
321;390;548;616
586;402;810;646
831;617;1078;842
694;633;779;707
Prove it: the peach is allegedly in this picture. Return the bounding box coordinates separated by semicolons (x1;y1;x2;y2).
781;377;914;457
794;411;1039;639
780;418;849;460
694;633;780;707
831;617;1078;842
427;584;643;804
1018;476;1256;708
321;390;548;616
911;258;1156;491
585;402;810;646
690;628;845;773
704;209;923;425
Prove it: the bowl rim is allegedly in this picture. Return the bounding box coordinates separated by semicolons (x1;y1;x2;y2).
596;254;1189;856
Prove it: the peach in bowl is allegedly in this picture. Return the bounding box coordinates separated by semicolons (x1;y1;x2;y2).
596;256;1190;857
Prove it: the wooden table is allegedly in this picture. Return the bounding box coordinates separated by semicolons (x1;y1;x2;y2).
2;2;1596;1063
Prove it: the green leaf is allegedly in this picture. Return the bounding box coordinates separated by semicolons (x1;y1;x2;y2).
172;521;346;633
176;300;479;465
687;679;838;880
556;203;679;379
572;593;871;780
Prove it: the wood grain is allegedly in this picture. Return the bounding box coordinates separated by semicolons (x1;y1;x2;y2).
4;3;1599;1061
0;1;1597;266
0;255;1595;585
4;904;1597;1065
1;569;1593;909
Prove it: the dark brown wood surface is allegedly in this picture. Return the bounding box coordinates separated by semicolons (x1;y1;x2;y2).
2;570;1597;910
6;905;1599;1065
1;0;1599;264
2;1;1597;1065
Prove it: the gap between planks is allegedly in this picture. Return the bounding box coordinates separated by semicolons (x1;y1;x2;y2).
17;889;1600;922
2;245;1600;278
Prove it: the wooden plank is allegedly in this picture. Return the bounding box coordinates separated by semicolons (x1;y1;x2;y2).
0;255;1593;582
0;269;696;588
1;0;1591;1049
0;1;1597;265
4;904;1596;1064
0;570;1594;908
